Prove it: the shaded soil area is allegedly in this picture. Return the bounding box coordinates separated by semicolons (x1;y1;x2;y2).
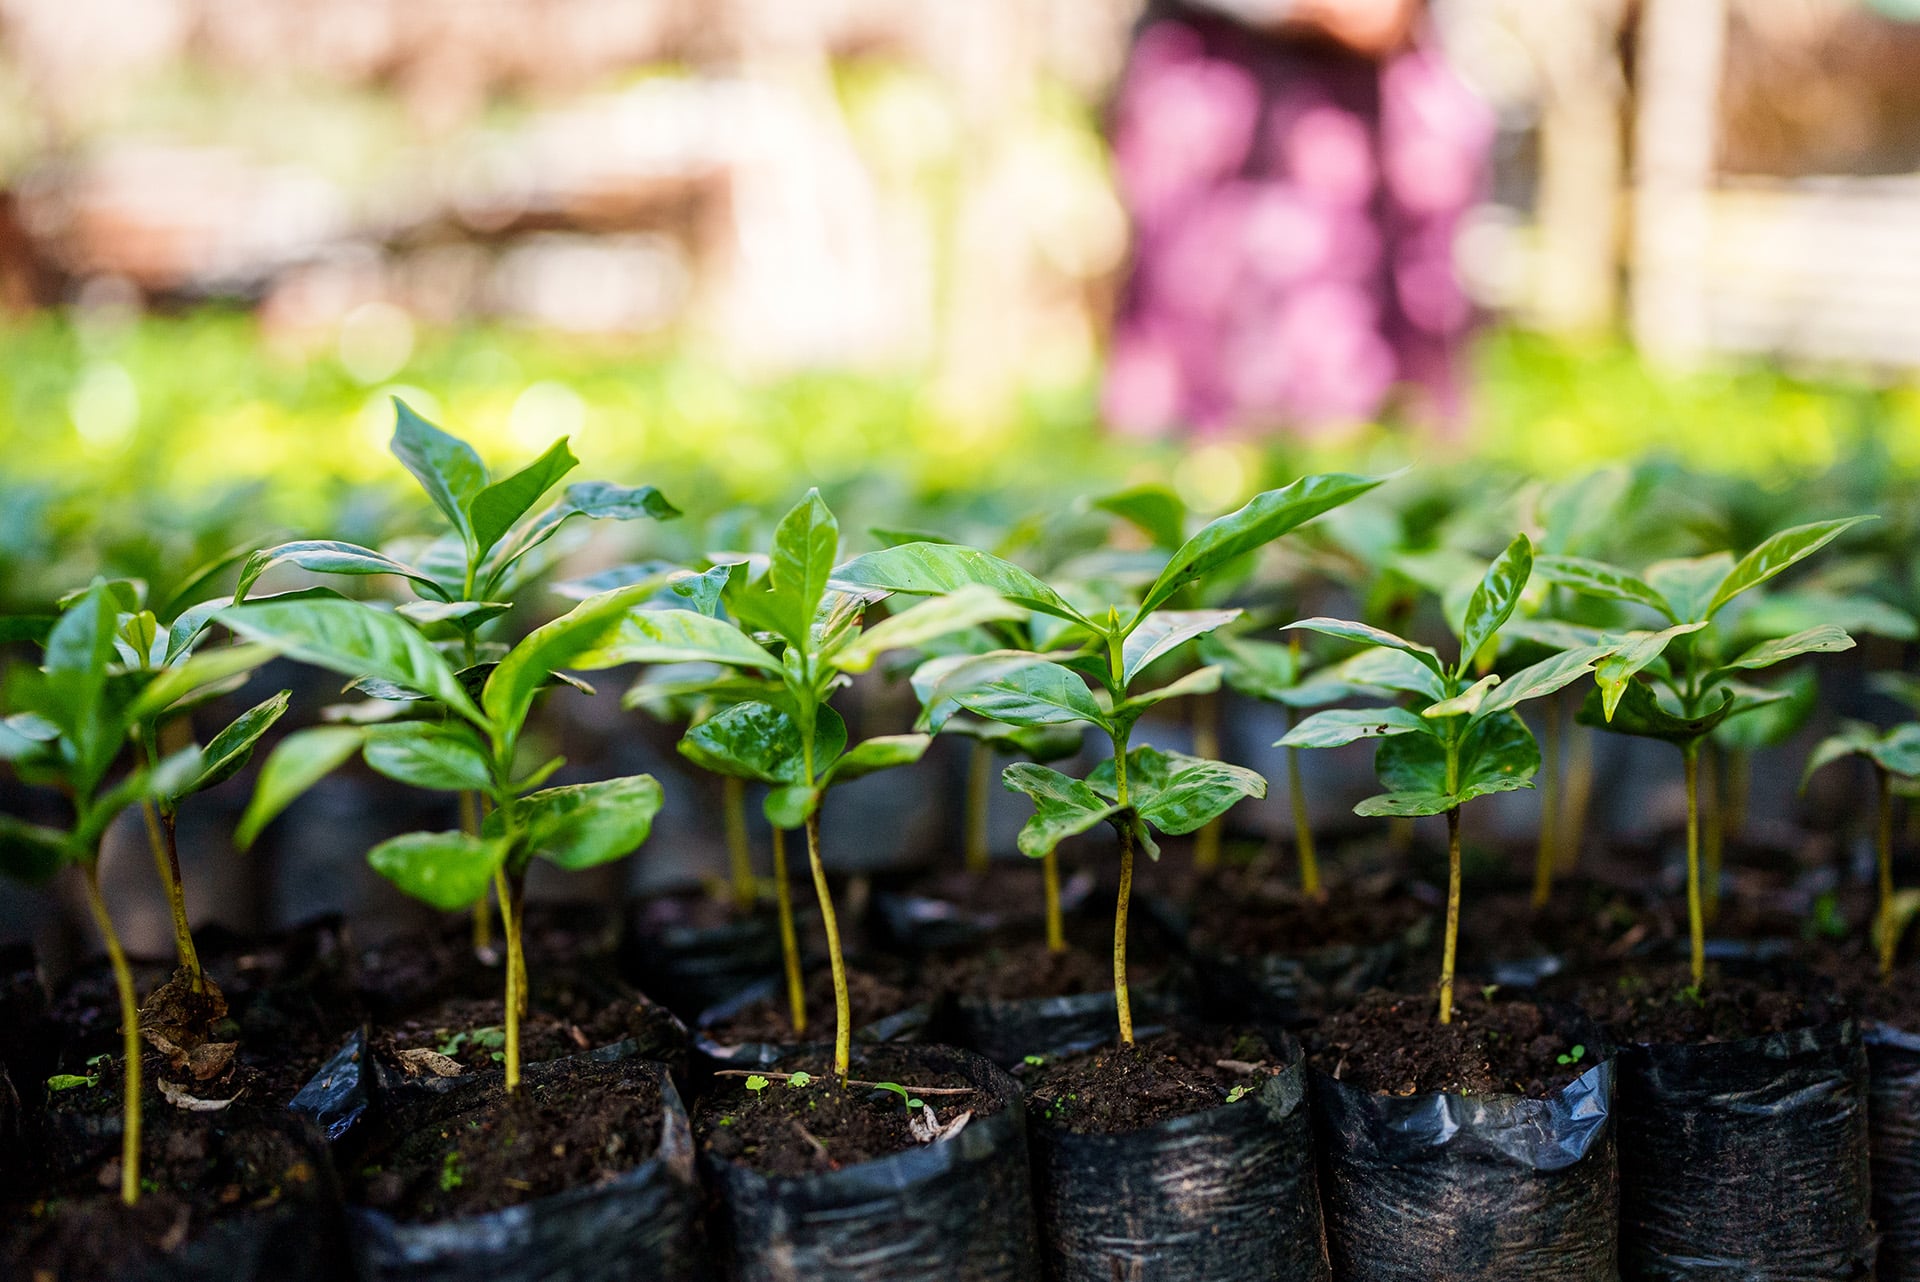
1307;993;1591;1098
1019;1029;1280;1134
694;1045;1000;1178
1189;877;1428;957
926;939;1157;1004
353;1056;663;1222
1451;881;1657;971
701;964;923;1046
1809;950;1920;1032
374;979;684;1077
1569;961;1842;1046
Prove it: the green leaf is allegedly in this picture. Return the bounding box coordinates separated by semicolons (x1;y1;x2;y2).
221;599;482;724
1578;681;1733;743
1135;472;1384;618
764;784;819;829
1002;763;1122;859
761;489;839;647
481;583;659;738
1373;712;1538;802
1532;555;1674;620
368;830;509;910
1093;484;1187;550
830;585;1022;674
0;616;55;646
1198;633;1298;702
467;436;577;563
1354;790;1459;818
834;543;1095;630
235;726;370;848
1279;706;1428;748
157;542;256;620
510;775;662;871
483;483;680;591
578;608;782;675
173;690;290;799
1457;534;1533;667
1718;624;1854;673
1121;609;1240;683
915;653;1105;732
823;734;930;786
395;600;513;627
1326;646;1449;702
1113;666;1222;721
1645;554;1736;623
1803;723;1880;789
1424;673;1501;720
0;814;68;885
1705;517;1876;619
40;584;119;742
391;400;488;549
1283;618;1445;677
1474;644;1617;722
1093;747;1266;835
235;541;448;604
1715;666;1817;753
1736;591;1916;644
79;747;204;853
680;701;814;785
128;643;278;724
1592;623;1707;719
362;721;494;792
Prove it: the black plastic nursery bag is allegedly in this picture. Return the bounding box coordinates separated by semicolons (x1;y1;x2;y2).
1031;1042;1328;1282
702;1044;1039;1282
1869;1021;1920;1282
626;900;786;1021
1311;1058;1618;1281
1615;1018;1873;1281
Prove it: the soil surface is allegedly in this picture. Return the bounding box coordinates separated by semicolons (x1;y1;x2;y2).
695;1045;1001;1177
1020;1029;1281;1134
1307;993;1591;1097
1571;961;1842;1046
375;978;684;1077
3;1108;329;1280
354;1056;663;1222
926;939;1154;1003
1451;881;1656;971
1189;877;1428;957
1809;949;1920;1032
701;964;923;1046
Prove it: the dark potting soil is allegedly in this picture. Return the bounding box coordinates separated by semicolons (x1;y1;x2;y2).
703;964;920;1046
1805;950;1920;1031
881;862;1094;917
1306;993;1589;1097
1190;878;1427;956
4;1108;326;1278
694;1045;1002;1177
1572;961;1842;1046
925;939;1153;1003
1455;882;1653;969
353;1055;663;1222
1020;1028;1280;1134
374;984;682;1075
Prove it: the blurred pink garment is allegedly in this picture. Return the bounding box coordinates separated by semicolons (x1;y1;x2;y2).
1104;8;1494;437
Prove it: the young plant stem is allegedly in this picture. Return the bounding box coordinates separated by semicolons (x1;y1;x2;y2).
1702;744;1723;927
495;868;526;1092
964;739;992;876
1285;704;1321;898
461;790;493;958
1191;690;1222;874
772;825;806;1034
803;812;851;1082
1042;849;1066;953
1557;722;1594;875
1683;741;1706;987
722;775;756;912
1878;765;1896;977
1439;807;1461;1025
1531;698;1562;910
83;864;141;1206
1109;714;1136;1047
139;800;202;991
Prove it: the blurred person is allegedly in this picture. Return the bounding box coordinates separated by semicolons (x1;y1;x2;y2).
1102;0;1494;438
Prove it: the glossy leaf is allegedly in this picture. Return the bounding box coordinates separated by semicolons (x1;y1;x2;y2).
823;734;930;786
1645;554;1735;623
1474;644;1617;721
835;543;1094;629
1718;624;1855;673
1135;472;1384;618
1281;707;1428;749
362;721;494;792
173;690;290;799
577;607;781;675
1002;763;1122;859
1327;646;1449;702
235;541;448;604
1578;681;1734;743
1457;534;1533;669
510;775;662;871
235;726;370;848
1198;633;1298;702
764;783;819;830
831;585;1021;674
1094;484;1187;550
1099;747;1266;835
1113;666;1222;721
760;490;839;647
1592;623;1706;719
467;436;577;562
481;583;657;737
680;701;814;785
1121;609;1240;683
1424;673;1501;720
220;599;482;725
391;400;487;548
1532;555;1673;620
1705;517;1875;619
127;643;277;723
368;830;508;910
395;600;513;627
914;653;1104;732
1284;617;1446;676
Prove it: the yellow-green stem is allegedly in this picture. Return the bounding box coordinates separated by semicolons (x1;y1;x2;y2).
462;791;493;957
722;776;756;912
1702;745;1723;927
1531;700;1562;910
1043;849;1065;953
1114;823;1136;1046
1439;807;1461;1025
772;826;806;1034
803;813;850;1082
1192;691;1222;874
1684;743;1705;987
139;801;202;991
495;868;525;1092
1283;702;1321;897
1878;766;1897;977
964;740;992;876
1558;722;1595;874
83;865;141;1206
